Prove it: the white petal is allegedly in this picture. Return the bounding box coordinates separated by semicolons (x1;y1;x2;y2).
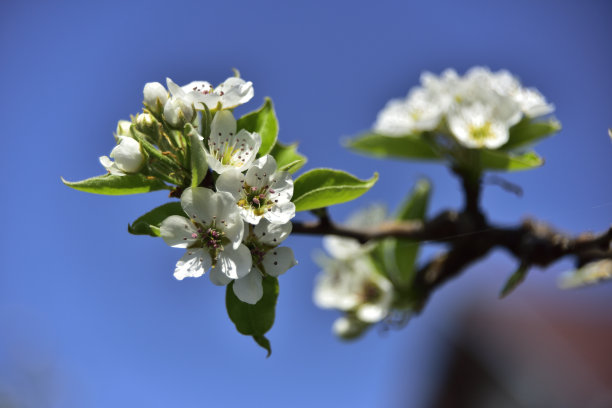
269;171;294;201
323;235;362;260
174;249;211;280
217;244;252;279
221;208;245;249
166;78;186;98
216;77;254;109
215;168;244;200
181;187;214;224
356;303;388;323
253;219;292;246
111;136;144;173
99;156;123;175
262;247;297;277
239;207;263;225
264;201;295;224
232;269;263;304
210;110;237;137
209;267;233;286
160;215;198;248
143;82;168;108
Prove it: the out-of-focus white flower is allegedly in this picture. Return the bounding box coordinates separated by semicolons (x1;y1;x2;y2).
447;102;512;149
373;66;554;148
558;259;612;289
166;76;254;111
99;136;145;175
205;110;261;174
143;82;169;113
216;155;295;225
160;187;251;282
232;220;297;304
314;255;393;323
163;96;195;128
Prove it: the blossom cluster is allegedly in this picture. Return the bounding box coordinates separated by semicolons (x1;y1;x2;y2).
374;67;554;149
313;205;394;338
101;75;297;304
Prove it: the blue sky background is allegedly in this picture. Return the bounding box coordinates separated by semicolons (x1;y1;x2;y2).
1;0;611;407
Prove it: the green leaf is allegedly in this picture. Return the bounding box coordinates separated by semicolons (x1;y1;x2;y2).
237;97;278;156
479;150;543;172
128;202;184;236
270;141;307;174
384;179;431;285
226;276;279;355
500;263;529;298
502;118;561;151
292;169;378;212
346;132;441;161
61;174;169;195
185;124;208;188
252;335;272;357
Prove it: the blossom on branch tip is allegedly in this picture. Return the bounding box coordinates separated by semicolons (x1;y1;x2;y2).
99;136;145;175
166;76;254;111
205;110;261;174
216;155;295;225
160;187;251;281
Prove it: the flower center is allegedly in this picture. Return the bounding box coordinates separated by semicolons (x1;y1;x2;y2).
361;280;383;303
188;220;228;265
469;122;493;142
237;184;275;216
208;136;253;167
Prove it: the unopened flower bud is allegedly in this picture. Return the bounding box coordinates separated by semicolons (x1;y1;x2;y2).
136;112;157;134
99;136;145;175
143;82;169;113
163;96;194;128
116;120;132;137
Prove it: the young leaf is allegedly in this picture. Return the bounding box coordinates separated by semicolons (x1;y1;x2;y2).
270;141;307;174
128;202;184;236
479;150;543;172
185;124;208;188
346;132;441;161
226;276;279;355
292;169;378;212
237;97;278;156
500;263;529;298
384;179;431;285
61;174;169;195
501;118;561;151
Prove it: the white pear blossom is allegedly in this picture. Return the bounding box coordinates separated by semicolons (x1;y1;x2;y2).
314;255;393;323
99;136;145;175
232;220;297;304
205;110;261;174
216;155;295;225
373;66;554;149
166;76;254;111
447;102;512;149
143;81;169;112
160;188;252;281
163;96;195;128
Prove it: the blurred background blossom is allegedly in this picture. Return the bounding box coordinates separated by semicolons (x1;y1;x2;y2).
1;0;611;407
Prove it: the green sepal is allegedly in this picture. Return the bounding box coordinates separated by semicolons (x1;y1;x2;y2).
501;118;561;151
61;174;169;195
479;150;543;172
185;124;208;188
292;169;378;212
270;141;307;173
383;179;431;285
128;202;184;237
346;132;441;161
237;97;278;156
226;276;279;356
499;263;529;298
